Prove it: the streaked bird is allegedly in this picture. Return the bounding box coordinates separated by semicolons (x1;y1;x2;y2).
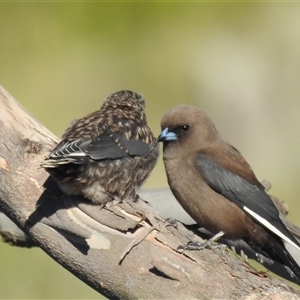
158;104;300;281
42;90;159;206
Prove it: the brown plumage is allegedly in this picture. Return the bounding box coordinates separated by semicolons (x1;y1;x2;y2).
158;105;300;280
42;90;159;206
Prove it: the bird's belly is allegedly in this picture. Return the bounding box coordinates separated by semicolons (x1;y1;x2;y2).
165;159;250;240
79;153;157;204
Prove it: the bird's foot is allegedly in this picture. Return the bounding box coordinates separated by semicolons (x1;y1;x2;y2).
165;218;179;228
100;196;122;209
133;194;140;203
178;231;226;251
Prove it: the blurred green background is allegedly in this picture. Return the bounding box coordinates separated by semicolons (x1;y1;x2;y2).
1;2;300;299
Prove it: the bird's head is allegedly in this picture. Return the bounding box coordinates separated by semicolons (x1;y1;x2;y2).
102;90;147;124
158;105;221;159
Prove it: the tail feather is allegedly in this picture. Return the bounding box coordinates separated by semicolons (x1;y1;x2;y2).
41;157;80;168
281;241;300;280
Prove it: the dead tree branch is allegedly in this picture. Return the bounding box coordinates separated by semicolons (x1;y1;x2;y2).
0;85;299;299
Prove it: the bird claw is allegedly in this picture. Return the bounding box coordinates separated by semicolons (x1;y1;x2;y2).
178;231;226;252
165;218;179;228
100;197;122;209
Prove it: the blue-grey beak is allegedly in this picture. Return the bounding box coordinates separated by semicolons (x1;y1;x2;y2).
158;128;178;142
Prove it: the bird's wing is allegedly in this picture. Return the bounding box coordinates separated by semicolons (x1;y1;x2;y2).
111;133;153;157
200;143;265;188
47;131;152;162
195;152;300;250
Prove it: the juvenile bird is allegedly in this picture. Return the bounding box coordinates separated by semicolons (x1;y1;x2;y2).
42;90;159;206
158;105;300;280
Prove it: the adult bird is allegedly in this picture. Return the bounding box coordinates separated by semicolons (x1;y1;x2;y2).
158;104;300;280
41;90;159;206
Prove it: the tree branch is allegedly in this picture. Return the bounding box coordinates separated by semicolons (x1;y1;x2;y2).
0;85;299;299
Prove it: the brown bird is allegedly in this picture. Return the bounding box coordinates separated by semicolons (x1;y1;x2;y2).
41;90;159;206
158;104;300;280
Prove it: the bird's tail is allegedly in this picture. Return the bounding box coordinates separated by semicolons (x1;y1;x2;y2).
277;240;300;281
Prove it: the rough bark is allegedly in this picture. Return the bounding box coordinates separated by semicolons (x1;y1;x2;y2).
0;85;299;299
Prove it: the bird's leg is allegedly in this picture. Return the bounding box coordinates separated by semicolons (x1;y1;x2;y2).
96;190;123;209
133;194;140;203
178;231;226;251
104;196;122;208
105;190;142;208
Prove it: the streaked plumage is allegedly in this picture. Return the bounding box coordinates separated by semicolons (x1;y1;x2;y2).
42;90;159;205
158;104;300;281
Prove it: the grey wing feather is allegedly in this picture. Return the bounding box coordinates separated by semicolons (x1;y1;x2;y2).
82;132;152;159
44;131;152;165
195;153;299;246
113;133;152;157
80;131;127;160
50;140;85;158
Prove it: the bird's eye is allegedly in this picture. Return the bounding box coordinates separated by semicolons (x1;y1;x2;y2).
181;125;189;132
